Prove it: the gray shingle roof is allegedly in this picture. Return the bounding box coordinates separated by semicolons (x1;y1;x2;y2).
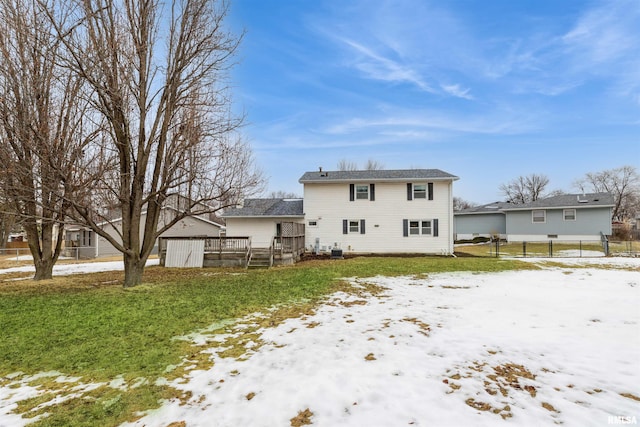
223;198;304;217
501;193;614;210
455;202;512;215
455;193;614;216
299;169;458;183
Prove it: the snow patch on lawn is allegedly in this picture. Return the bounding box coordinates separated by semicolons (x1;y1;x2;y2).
124;267;640;427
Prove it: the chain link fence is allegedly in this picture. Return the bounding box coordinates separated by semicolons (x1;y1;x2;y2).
454;239;640;258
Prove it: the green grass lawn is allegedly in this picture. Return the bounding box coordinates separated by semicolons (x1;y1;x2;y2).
0;256;531;426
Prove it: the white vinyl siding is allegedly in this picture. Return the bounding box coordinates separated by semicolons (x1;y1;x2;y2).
225;217;303;247
304;180;453;254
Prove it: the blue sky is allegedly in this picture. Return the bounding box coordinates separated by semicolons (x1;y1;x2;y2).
227;0;640;204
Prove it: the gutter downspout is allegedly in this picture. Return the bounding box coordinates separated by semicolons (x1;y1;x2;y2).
449;180;455;256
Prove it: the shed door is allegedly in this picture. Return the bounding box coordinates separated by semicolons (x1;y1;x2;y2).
165;239;205;268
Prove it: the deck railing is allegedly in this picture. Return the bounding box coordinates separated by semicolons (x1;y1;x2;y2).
273;222;305;259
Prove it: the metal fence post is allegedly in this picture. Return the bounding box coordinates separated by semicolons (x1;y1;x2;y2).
548;240;553;257
522;241;527;258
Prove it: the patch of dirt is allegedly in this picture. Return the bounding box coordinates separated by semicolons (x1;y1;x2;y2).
339;299;368;307
290;408;314;426
446;361;539;420
402;317;430;336
620;392;640;402
542;402;559;413
364;353;376;361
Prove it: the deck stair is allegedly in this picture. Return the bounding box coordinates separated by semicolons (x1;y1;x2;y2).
248;247;273;268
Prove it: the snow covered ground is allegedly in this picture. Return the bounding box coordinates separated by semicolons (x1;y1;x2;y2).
0;258;159;277
1;258;639;426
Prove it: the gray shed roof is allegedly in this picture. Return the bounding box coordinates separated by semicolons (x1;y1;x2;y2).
223;198;304;218
501;193;614;211
299;169;458;183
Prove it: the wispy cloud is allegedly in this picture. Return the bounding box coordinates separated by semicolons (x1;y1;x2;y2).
440;84;473;100
560;0;640;103
323;106;542;138
337;37;434;93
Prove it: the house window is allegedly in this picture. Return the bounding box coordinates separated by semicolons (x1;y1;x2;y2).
356;185;369;200
350;183;375;201
409;221;420;235
413;184;427;199
563;209;576;221
407;182;434;200
343;219;366;234
532;210;546;223
405;219;433;236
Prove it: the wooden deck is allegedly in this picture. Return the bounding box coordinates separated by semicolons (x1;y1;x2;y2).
159;222;305;268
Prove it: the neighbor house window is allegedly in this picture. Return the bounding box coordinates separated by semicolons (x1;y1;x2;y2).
532;210;546;223
349;220;360;232
563;209;576;221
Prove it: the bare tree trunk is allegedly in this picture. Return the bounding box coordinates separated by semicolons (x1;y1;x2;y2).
123;254;145;288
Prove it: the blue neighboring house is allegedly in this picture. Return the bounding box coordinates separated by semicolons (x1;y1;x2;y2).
454;193;614;242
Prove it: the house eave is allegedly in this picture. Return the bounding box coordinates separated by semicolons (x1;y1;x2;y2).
223;215;305;219
300;176;459;184
502;204;614;212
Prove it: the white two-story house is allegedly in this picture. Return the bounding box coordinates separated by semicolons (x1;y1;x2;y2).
299;168;459;255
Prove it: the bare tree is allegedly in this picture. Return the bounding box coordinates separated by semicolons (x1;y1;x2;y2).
453;197;475;211
499;174;549;204
0;0;92;279
337;159;385;171
363;159;385;170
50;0;263;286
574;165;640;221
337;159;359;171
268;191;300;199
